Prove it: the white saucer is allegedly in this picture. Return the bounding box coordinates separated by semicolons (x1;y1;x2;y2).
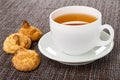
38;31;114;65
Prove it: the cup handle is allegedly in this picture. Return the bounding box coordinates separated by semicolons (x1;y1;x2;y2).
97;24;114;46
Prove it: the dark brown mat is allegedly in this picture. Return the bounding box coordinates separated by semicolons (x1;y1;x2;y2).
0;0;119;80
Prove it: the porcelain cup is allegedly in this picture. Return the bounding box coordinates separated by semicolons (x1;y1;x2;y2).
49;6;114;55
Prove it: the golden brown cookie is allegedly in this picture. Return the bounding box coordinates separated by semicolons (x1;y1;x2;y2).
18;20;42;41
12;48;40;71
3;33;31;54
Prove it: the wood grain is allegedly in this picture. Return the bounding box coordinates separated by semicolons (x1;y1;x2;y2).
0;0;119;80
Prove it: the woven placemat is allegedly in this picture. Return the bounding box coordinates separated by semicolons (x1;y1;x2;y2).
0;0;120;80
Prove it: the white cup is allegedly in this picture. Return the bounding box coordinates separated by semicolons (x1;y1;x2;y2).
49;6;114;55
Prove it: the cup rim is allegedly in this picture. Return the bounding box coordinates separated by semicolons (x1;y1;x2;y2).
49;6;102;28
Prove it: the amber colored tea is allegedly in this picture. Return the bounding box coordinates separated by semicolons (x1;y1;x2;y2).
54;13;97;26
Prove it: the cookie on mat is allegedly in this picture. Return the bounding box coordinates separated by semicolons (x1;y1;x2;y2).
3;33;31;54
18;20;42;41
12;48;40;71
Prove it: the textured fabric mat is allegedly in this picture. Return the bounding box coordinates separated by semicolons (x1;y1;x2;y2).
0;0;120;80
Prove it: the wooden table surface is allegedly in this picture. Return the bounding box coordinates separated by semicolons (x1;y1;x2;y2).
0;0;120;80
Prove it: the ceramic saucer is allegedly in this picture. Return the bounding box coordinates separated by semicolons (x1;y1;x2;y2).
38;31;114;65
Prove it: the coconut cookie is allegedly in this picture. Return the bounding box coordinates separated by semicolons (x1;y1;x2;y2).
3;33;31;54
18;20;42;41
12;48;40;71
